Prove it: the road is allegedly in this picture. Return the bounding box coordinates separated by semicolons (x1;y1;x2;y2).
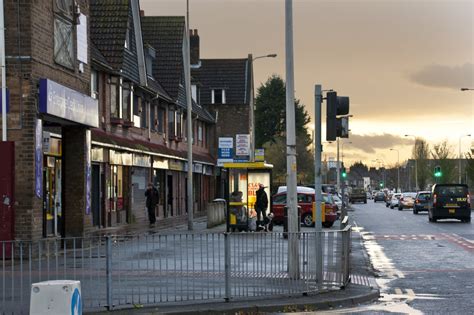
321;200;473;314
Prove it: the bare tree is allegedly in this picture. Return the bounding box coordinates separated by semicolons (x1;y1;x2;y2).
431;140;456;183
465;151;474;187
412;138;430;190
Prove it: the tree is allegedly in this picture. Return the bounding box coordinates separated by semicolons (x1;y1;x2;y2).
255;75;314;186
255;75;311;147
431;140;456;183
466;151;474;187
412;138;430;190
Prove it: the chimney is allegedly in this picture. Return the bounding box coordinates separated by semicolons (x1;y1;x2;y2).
140;10;145;17
190;29;200;65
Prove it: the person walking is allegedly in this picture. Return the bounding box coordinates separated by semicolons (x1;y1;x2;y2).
255;183;268;230
145;182;159;225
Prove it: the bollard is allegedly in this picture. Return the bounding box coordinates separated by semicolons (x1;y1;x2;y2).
30;280;82;315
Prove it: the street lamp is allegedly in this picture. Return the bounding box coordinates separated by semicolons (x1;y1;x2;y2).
390;148;400;192
404;135;418;191
341;141;352;164
458;134;471;183
250;53;277;161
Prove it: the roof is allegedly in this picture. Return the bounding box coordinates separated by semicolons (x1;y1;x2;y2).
141;16;185;100
176;85;215;123
192;59;250;105
90;0;141;83
146;76;172;101
91;42;112;70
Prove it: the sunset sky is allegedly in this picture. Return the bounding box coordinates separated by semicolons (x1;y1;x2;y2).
141;0;473;168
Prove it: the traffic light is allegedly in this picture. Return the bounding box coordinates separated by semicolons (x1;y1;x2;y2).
434;165;442;177
379;181;384;188
341;167;347;179
326;91;350;141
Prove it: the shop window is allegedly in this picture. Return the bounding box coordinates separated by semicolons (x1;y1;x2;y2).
110;76;121;119
109;165;124;212
168;109;175;139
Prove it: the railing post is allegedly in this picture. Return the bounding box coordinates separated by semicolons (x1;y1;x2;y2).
341;226;351;288
106;236;113;310
224;232;231;301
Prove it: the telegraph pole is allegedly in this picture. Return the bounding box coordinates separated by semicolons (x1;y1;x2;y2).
184;0;194;230
1;0;6;141
314;85;323;283
285;0;299;279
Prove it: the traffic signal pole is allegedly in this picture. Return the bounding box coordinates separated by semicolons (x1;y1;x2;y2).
314;85;323;284
285;0;299;279
336;138;340;193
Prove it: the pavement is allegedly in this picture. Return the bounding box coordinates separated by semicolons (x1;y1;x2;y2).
86;216;380;314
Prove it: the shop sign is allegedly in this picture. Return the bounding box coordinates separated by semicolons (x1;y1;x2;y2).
133;154;151;168
39;79;99;128
122;153;133;166
35;119;43;198
85;130;91;215
91;147;106;162
153;157;169;170
236;134;250;156
109;150;122;165
0;89;10;113
194;163;203;174
255;149;265;162
169;160;184;171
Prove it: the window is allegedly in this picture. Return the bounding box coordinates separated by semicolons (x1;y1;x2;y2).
122;83;132;121
211;89;225;104
158;107;165;133
54;17;74;69
191;85;198;103
54;0;73;18
91;70;98;99
125;21;130;49
110;77;121;119
150;104;156;131
141;101;148;129
168;109;175;139
198;124;203;143
176;111;182;139
273;194;286;204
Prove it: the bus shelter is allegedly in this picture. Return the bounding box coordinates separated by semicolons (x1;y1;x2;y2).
223;162;273;232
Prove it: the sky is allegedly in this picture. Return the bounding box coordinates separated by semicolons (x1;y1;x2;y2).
140;0;474;168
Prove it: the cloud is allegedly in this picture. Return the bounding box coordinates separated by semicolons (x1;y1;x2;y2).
342;133;412;154
410;63;473;89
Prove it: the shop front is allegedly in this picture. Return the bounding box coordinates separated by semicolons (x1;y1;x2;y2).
131;154;151;224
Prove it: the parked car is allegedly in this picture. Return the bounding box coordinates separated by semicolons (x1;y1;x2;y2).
350;188;367;204
272;191;338;228
398;192;417;210
374;192;385;202
390;193;401;209
428;184;471;223
413;191;431;214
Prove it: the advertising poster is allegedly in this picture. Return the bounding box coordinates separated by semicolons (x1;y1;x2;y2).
247;172;270;213
35;119;43;198
235;134;250;156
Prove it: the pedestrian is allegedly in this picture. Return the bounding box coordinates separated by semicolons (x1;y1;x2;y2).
255;183;268;230
145;182;159;225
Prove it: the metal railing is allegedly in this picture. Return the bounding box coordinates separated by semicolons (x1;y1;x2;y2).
0;227;351;314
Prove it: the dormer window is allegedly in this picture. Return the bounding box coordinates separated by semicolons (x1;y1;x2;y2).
211;89;226;104
145;45;156;78
192;85;199;103
125;22;130;49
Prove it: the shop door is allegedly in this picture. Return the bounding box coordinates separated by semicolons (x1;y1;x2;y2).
43;156;62;237
167;174;173;217
91;164;101;227
0;142;15;247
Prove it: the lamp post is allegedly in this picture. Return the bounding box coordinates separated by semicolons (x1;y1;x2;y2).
249;53;277;161
390;148;400;192
458;134;471;183
405;135;418;191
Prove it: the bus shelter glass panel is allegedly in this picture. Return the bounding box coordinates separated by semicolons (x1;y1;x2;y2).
247;171;271;214
228;169;248;227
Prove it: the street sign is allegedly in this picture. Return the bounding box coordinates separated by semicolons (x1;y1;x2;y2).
218;137;234;166
255;149;265;162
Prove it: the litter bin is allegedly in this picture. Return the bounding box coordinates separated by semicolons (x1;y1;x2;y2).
30;280;82;315
283;205;301;239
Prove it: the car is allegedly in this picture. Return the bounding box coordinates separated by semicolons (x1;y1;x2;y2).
390;193;401;209
272;191;338;228
428;184;471;223
371;190;378;199
398;192;417;210
413;191;431;214
332;194;343;210
385;193;393;207
350;188;367;204
374;192;385;202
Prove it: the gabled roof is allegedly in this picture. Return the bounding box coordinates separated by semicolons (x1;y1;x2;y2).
90;0;145;84
91;42;113;70
141;16;186;100
192;59;250;105
146;77;172;102
176;85;215;123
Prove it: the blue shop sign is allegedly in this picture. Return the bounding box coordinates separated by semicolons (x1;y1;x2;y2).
0;89;9;113
218;147;233;159
39;79;99;128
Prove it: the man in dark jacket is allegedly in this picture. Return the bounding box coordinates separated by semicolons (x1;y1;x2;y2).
255;183;268;229
145;182;159;225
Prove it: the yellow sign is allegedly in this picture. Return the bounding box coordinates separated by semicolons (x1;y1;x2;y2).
312;202;326;223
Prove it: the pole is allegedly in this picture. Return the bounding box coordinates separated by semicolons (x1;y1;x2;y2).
336;138;340;193
314;85;323;284
459;136;462;183
285;0;299;279
397;151;400;193
249;54;254;162
184;0;194;230
1;0;7;141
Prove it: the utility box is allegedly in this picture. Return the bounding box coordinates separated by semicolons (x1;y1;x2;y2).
30;280;82;315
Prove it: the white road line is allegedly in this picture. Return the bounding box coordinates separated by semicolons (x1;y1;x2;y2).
395;288;403;295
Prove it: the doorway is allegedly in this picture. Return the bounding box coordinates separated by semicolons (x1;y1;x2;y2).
43;156;62;237
167;174;173;217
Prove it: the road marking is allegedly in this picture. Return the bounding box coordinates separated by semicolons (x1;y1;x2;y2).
394;288;403;295
406;288;415;296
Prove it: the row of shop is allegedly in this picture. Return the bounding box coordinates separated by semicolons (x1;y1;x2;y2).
42;132;216;237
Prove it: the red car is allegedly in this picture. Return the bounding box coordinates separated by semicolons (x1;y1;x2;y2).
272;190;338;228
